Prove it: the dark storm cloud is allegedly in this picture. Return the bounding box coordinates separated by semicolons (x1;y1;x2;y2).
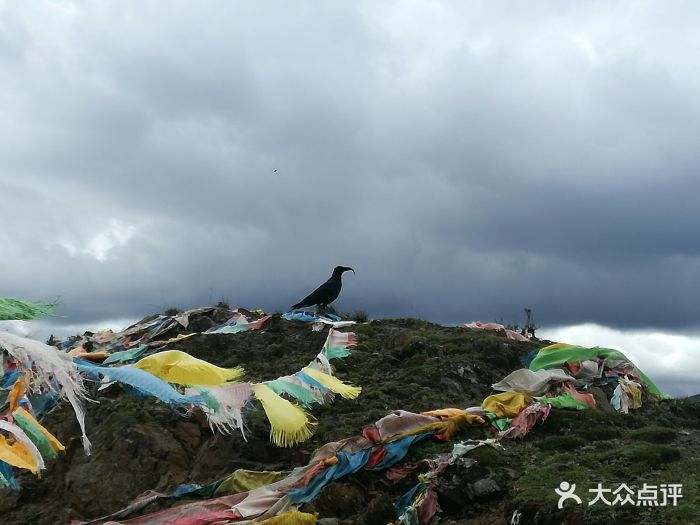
2;0;700;338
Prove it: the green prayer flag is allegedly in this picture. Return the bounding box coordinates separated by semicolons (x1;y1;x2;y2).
0;298;58;321
483;412;512;431
102;346;149;365
265;379;320;407
529;345;662;397
12;410;58;459
540;391;590;411
323;345;351;360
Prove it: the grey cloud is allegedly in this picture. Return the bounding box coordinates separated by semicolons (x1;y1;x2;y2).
2;1;700;340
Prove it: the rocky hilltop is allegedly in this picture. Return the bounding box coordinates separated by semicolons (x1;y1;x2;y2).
1;308;699;524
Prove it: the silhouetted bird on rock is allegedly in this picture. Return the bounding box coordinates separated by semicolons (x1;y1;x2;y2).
292;266;355;310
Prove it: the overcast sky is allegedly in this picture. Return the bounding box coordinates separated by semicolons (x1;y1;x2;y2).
2;2;699;395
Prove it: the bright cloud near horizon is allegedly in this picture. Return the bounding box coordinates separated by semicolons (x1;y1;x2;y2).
2;2;700;396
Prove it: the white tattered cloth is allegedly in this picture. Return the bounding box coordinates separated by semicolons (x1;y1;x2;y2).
491;368;582;396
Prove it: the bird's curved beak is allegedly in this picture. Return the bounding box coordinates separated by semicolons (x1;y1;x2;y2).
344;267;355;275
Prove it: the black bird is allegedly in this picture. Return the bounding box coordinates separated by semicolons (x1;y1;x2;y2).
292;266;355;310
